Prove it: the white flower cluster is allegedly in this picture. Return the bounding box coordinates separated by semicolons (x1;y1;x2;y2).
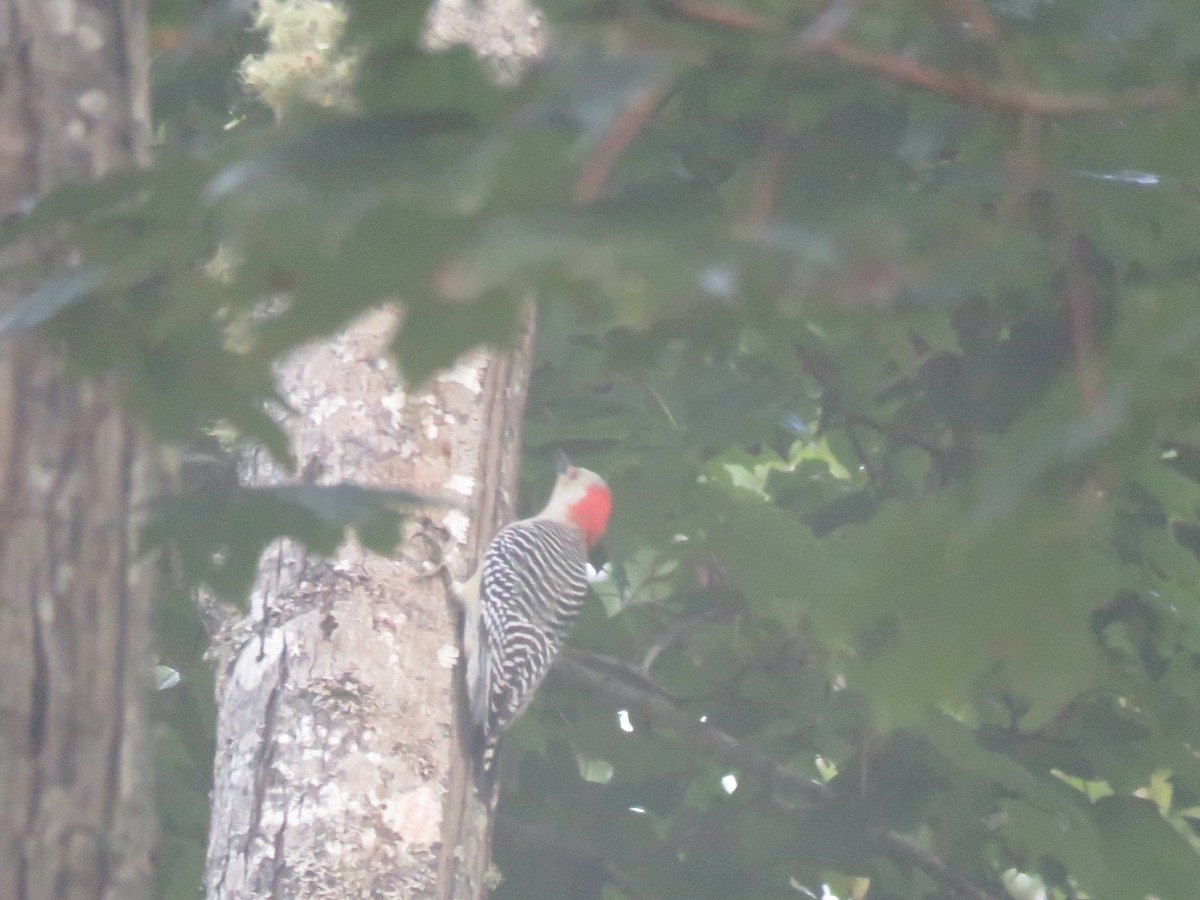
240;0;358;118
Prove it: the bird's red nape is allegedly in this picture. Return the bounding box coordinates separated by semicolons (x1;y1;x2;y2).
568;484;612;547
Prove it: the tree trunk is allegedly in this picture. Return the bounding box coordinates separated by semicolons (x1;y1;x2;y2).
0;2;156;899
205;308;533;899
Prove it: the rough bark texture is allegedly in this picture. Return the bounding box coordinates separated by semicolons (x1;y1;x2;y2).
205;308;533;899
202;4;545;896
0;1;155;899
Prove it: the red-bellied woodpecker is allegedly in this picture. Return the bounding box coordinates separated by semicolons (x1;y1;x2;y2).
455;456;612;795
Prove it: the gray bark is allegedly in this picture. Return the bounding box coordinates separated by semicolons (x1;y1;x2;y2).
205;309;532;899
0;1;156;899
204;3;545;894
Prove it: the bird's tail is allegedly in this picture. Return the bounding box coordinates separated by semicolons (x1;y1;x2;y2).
470;723;501;803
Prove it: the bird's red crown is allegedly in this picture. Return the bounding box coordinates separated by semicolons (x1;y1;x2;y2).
567;482;612;548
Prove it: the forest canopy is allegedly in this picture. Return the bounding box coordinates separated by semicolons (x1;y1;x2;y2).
9;0;1200;897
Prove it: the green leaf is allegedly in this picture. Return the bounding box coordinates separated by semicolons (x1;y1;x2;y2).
146;483;431;601
814;493;1120;729
1092;795;1200;900
1000;792;1107;891
393;292;525;385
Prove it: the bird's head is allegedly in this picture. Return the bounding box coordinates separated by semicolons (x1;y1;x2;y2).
542;454;611;548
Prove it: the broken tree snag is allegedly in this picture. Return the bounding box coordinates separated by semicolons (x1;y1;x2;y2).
204;307;535;899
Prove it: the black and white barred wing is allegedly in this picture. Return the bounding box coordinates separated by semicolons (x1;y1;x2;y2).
473;518;589;787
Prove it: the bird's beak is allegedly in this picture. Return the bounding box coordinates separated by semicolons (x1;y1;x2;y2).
555;449;573;476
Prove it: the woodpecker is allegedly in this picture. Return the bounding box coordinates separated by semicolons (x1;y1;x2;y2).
455;454;612;795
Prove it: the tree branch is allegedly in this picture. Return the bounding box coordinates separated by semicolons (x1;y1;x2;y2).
559;648;834;804
874;831;1000;900
818;38;1187;115
557;648;1004;900
572;77;679;207
657;0;1192;116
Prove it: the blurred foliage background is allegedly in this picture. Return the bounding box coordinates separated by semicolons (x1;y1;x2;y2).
8;0;1200;897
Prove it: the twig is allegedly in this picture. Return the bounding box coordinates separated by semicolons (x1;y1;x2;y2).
819;38;1188;115
935;0;1048;225
656;0;1192;117
639;604;731;674
738;123;790;230
647;385;681;430
1060;237;1103;412
572;76;679;207
874;831;1000;900
652;0;769;32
